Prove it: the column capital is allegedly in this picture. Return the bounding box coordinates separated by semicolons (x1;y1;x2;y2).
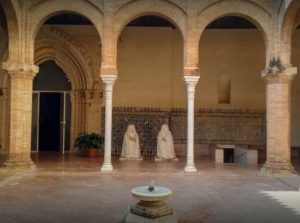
69;90;86;104
101;75;118;85
2;61;39;79
183;75;200;86
261;66;297;84
84;89;103;104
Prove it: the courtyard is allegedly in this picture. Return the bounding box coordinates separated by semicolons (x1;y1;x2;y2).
2;0;300;222
0;153;300;223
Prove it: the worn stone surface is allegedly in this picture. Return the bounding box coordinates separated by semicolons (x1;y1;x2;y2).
124;211;178;223
0;153;299;223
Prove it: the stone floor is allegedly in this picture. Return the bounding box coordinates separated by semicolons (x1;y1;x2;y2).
0;152;300;223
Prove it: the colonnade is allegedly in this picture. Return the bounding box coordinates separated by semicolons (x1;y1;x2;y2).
0;0;299;175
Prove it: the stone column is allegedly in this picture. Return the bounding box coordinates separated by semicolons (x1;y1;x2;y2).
1;62;38;169
100;75;117;172
183;76;200;173
261;67;297;175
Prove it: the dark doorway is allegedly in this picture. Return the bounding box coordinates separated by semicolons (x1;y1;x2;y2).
224;149;234;163
31;60;72;153
39;93;61;151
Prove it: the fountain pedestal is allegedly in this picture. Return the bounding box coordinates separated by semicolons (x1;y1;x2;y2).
124;186;178;223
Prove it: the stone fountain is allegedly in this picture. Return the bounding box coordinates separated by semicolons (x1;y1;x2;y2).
124;181;178;223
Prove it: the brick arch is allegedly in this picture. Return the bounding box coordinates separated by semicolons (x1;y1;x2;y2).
0;0;20;61
114;0;186;40
193;0;271;68
280;0;300;66
35;37;93;90
28;0;103;63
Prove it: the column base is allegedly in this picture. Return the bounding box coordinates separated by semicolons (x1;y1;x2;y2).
2;158;35;170
261;162;297;176
101;163;113;172
184;165;197;173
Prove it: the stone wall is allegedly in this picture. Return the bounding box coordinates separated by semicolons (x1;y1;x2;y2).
102;107;266;156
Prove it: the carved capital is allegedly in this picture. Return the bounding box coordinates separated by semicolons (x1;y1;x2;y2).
183;75;200;87
84;89;103;104
2;61;39;79
70;90;86;104
101;74;117;85
262;66;297;84
183;75;200;100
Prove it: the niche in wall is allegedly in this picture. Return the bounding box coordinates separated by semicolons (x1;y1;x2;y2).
218;74;231;104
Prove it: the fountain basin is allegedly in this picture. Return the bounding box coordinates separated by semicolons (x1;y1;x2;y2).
124;185;177;222
131;186;172;202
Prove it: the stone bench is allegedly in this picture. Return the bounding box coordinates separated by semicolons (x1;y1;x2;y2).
209;144;259;164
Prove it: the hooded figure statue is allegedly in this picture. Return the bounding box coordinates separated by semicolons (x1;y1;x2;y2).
120;124;142;160
156;124;177;160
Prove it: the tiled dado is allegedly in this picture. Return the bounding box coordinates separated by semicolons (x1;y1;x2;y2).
101;107;169;156
101;107;266;156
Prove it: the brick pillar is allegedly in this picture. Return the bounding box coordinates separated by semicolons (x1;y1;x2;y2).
1;62;38;169
261;67;297;175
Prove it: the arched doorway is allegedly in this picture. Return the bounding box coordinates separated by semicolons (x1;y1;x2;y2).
198;16;266;164
31;60;71;153
32;12;102;155
114;15;184;157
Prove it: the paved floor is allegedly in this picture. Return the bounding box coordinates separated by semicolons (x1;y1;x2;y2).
0;153;300;223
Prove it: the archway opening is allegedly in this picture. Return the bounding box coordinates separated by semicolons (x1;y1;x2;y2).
32;12;102;156
198;16;266;164
0;4;8;155
114;15;184;157
32;60;71;153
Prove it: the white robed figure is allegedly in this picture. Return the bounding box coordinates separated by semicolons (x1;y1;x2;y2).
120;124;142;160
156;124;177;160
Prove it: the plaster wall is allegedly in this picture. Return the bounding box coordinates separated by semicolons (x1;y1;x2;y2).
198;29;265;109
116;27;180;109
117;27;266;110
